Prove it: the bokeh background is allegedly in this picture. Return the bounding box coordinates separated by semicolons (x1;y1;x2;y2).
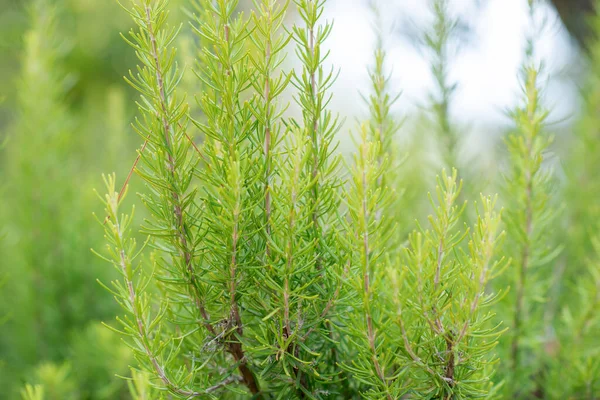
0;0;594;398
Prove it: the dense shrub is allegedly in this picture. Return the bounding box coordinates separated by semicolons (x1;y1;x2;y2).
0;0;598;399
95;0;600;399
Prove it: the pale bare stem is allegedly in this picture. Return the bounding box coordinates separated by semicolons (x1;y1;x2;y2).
104;138;148;224
143;6;216;336
360;142;392;400
118;139;148;203
184;131;206;161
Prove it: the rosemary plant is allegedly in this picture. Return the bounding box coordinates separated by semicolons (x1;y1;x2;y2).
98;0;346;397
545;231;600;398
423;0;461;170
363;1;403;243
337;9;405;397
561;0;600;297
395;171;506;399
546;2;600;397
95;0;600;398
340;125;404;399
289;0;343;278
495;3;561;396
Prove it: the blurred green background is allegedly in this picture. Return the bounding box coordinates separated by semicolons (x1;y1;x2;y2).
0;0;595;399
0;0;146;398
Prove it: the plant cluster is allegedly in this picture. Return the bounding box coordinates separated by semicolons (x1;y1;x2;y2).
0;0;598;399
95;0;576;398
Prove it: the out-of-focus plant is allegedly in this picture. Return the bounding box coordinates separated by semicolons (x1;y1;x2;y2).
97;2;511;399
20;362;78;400
127;369;165;400
544;1;600;398
0;1;133;398
68;322;133;399
561;0;600;297
393;172;506;399
545;231;600;398
0;0;81;376
422;0;461;170
494;2;562;398
339;125;404;399
362;1;404;240
335;7;405;395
